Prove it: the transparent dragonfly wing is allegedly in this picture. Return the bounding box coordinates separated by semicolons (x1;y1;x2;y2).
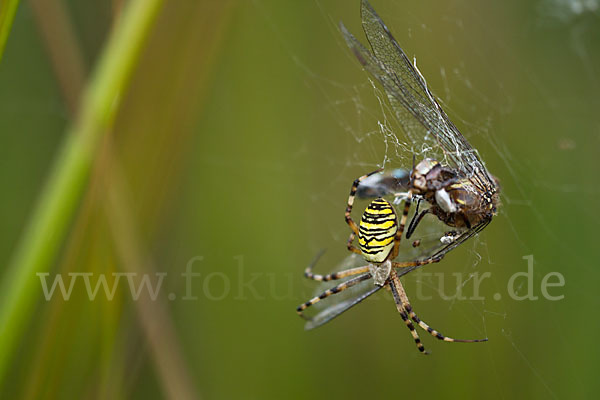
355;168;410;199
393;216;490;268
341;0;495;188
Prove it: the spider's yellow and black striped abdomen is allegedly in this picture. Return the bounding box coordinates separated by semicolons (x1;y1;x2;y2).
358;197;398;263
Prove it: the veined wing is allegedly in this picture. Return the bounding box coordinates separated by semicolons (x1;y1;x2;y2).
429;219;491;260
341;0;494;188
396;219;490;273
356;168;410;199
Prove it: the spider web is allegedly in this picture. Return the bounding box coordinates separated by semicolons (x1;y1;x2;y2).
256;0;598;397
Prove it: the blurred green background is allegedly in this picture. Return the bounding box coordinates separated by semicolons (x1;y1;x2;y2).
0;0;598;399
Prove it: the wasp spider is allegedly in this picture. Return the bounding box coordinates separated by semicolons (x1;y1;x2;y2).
296;169;487;354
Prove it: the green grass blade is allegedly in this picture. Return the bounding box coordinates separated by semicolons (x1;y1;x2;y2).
0;0;19;63
0;0;165;386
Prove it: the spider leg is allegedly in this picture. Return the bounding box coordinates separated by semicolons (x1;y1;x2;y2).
296;273;371;318
391;253;444;269
304;249;369;281
388;270;427;354
391;270;487;343
346;232;362;255
345;168;383;235
390;195;412;260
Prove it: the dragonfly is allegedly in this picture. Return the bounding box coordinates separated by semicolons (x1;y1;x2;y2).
296;0;499;354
